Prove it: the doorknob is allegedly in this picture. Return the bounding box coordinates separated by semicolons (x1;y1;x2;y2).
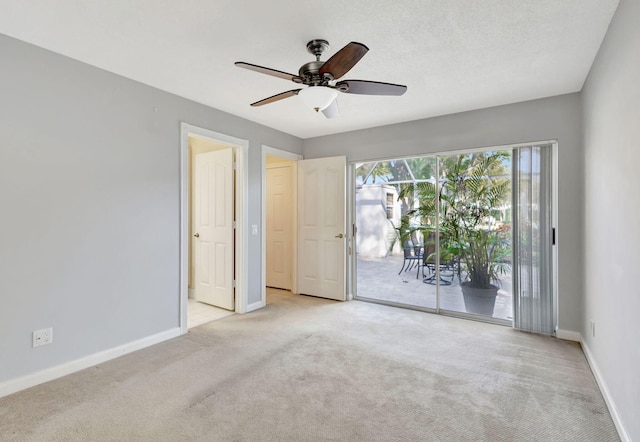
194;233;200;238
335;233;344;239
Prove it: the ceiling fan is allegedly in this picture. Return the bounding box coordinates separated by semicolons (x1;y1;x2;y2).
235;39;407;118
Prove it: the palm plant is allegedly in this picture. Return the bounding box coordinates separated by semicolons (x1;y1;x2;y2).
399;151;512;289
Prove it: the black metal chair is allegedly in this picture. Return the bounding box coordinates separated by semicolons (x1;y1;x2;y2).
398;241;422;275
421;233;455;285
423;257;456;285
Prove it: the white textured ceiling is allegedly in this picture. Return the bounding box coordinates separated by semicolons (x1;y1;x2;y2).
0;0;619;139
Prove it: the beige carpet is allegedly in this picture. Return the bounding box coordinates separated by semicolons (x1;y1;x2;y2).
0;289;619;441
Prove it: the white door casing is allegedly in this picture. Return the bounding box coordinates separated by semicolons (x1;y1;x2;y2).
297;156;347;301
194;149;234;310
266;163;293;290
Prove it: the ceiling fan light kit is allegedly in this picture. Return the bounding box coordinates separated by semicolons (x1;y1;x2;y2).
235;39;407;119
299;86;338;112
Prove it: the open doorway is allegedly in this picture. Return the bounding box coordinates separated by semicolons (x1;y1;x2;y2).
180;124;249;334
261;146;302;305
265;156;295;290
261;147;348;304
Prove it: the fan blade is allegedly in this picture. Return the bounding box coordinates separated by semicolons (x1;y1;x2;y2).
250;89;302;107
321;98;340;119
336;80;407;96
319;42;369;80
235;62;300;82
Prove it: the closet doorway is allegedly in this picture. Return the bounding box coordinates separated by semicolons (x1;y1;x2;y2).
261;146;302;303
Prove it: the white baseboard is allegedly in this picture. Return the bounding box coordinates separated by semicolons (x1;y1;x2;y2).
556;328;582;342
0;327;181;399
580;340;631;442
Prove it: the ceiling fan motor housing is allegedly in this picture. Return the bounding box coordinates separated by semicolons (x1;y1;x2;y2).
298;61;331;85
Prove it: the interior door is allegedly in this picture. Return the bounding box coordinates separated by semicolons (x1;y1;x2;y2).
266;163;293;290
194;149;234;310
297;156;346;300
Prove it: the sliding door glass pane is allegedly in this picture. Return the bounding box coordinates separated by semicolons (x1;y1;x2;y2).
437;151;513;320
355;157;437;309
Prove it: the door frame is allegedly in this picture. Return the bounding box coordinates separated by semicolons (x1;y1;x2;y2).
180;123;249;334
261;145;303;306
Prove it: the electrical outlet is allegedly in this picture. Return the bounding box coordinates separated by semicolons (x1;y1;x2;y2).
33;328;53;347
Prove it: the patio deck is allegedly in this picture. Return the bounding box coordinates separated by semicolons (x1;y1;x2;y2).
356;254;513;322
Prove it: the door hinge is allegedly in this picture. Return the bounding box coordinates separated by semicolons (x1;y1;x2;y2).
232;280;236;288
233;221;237;229
232;161;237;170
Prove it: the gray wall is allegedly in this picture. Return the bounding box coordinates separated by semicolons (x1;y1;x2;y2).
582;0;639;439
0;34;302;383
303;94;584;333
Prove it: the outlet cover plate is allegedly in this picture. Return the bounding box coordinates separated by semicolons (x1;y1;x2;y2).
33;328;53;347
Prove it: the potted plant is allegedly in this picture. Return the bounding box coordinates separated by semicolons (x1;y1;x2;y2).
399;151;511;315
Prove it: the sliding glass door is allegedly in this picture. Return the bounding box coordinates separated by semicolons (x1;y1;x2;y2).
353;143;555;330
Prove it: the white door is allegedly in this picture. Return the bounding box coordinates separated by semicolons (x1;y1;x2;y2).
297;156;346;300
266;163;293;290
194;149;235;310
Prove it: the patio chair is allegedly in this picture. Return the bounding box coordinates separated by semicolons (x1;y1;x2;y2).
420;234;438;279
398;241;422;275
421;233;455;285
